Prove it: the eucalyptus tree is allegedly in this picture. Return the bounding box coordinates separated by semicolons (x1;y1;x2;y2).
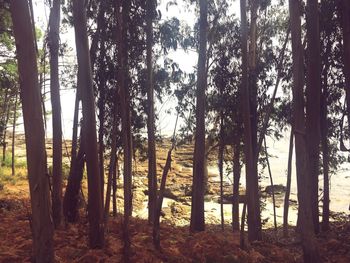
49;0;63;229
72;0;104;248
288;0;320;260
190;0;208;232
10;0;54;260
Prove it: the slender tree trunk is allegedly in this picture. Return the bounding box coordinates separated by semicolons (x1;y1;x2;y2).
72;0;104;248
2;103;10;165
115;0;132;259
49;0;63;229
264;137;277;232
240;0;262;242
320;36;331;231
321;79;330;232
232;132;241;231
104;116;118;223
190;0;208;233
341;0;350;139
289;0;320;261
283;128;294;237
10;1;54;260
218;115;224;230
11;92;18;176
305;0;322;235
146;0;157;224
113;155;118;217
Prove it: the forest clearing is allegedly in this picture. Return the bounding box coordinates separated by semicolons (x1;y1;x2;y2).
0;135;349;262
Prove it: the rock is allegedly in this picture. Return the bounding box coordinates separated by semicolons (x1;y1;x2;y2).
265;184;286;195
217;194;247;204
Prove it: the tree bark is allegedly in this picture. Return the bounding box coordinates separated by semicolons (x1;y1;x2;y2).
10;1;54;260
11;92;18;176
72;0;104;248
240;0;262;242
305;0;322;234
288;0;320;261
63;129;85;223
190;0;208;233
49;0;63;229
218;115;224;230
232;131;241;231
146;0;157;224
115;0;132;259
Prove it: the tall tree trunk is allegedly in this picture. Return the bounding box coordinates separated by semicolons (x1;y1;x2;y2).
190;0;208;233
10;1;54;261
104;115;118;223
11;92;18;176
146;0;157;224
305;0;322;234
240;0;262;242
232;131;241;231
321;78;330;232
264;137;277;232
72;0;104;248
49;0;63;229
288;0;320;261
115;0;132;259
283;128;294;237
113;155;119;217
2;102;10;165
218;115;224;230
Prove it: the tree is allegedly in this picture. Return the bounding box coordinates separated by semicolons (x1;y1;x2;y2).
305;0;322;234
49;0;63;229
72;0;104;248
146;0;157;224
240;0;261;241
190;0;208;232
288;0;320;260
115;0;133;259
10;0;54;261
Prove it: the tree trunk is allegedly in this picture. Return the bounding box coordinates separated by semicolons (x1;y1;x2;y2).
190;0;208;233
146;0;157;224
10;1;54;260
283;128;294;237
218;115;224;230
49;0;63;229
63;129;85;223
72;0;104;248
115;0;132;259
104;116;118;223
305;0;322;235
2;98;10;165
321;77;330;232
11;92;18;176
240;0;262;242
289;0;320;261
232;131;241;231
264;137;277;232
113;155;119;217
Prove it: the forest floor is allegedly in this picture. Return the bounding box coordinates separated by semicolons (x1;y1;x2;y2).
0;135;350;262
